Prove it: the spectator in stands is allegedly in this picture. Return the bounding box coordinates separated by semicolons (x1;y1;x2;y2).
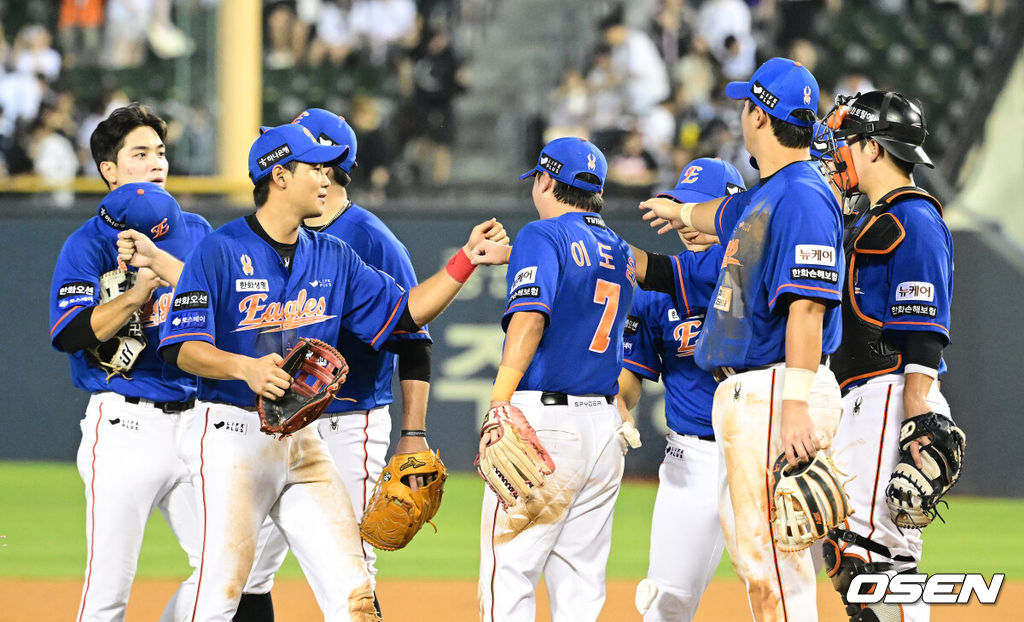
309;0;355;67
265;1;299;69
58;0;104;66
718;34;756;81
348;94;395;202
29;103;79;206
585;43;628;150
600;6;670;116
544;67;590;143
11;24;63;83
0;70;46;139
638;97;676;172
758;0;842;46
834;67;876;99
697;0;753;64
349;0;419;66
606;128;659;191
103;0;158;68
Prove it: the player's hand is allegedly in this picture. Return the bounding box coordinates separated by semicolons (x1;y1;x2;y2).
781;400;820;468
242;353;292;400
470;239;513;265
464;218;510;254
479;399;510;456
639;197;688;234
678;227;717;252
125;267;169;306
395;435;433;491
117;230;159;269
908;435;934;470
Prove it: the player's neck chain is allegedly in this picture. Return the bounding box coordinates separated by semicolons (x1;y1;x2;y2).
307;200;352;233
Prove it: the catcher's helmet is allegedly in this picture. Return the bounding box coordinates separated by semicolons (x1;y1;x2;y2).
832;91;932;168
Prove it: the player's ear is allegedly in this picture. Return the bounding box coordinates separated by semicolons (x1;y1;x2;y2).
272;164;289;188
99;160;118;187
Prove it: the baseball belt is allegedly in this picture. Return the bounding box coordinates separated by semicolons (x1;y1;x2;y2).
539;392;614;406
123;396;196;413
713;354;829;383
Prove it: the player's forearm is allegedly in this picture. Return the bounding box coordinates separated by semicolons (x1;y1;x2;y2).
499;312;545;372
175;340;252;381
628;244;648;284
689;198;723;235
150;250;184;287
407;254;472;327
90;296;145;342
617;368;643;411
903;372;934;419
784;298;826;373
398;379;430;430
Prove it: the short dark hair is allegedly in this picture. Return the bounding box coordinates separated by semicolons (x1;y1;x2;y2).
330;166;351;187
90;103;167;180
253;160;299;206
748;99;814;149
552;175;604;212
866;140;915;177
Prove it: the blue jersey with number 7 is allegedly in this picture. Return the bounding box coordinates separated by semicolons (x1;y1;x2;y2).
502;212;635;396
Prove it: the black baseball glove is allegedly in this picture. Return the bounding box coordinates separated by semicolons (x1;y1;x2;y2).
885;412;966;528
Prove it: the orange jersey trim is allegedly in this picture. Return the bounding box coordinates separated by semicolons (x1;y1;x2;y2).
159;332;214;345
671;254;692;316
623;359;659;376
506;301;552;314
371;295;407;348
769;283;840;308
50;305;85;336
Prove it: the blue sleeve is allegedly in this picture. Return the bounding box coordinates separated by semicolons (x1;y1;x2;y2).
714;194;745;243
622;291;661;381
159;244;217;350
670;245;724;314
335;245;409;351
765;187;843;313
376;236;431;344
49;233;104;345
882;204;952;342
501;222;561;330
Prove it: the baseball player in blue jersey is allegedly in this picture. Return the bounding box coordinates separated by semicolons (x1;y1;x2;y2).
50;103;210;622
618;158;745;622
157;123;506;621
237;108;448;619
820;91;954;622
475;137;636;622
640;58;846;621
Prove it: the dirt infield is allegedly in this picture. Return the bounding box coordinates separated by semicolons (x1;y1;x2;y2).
2;578;1017;621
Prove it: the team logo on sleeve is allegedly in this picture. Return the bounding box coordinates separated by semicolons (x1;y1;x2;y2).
895;281;935;302
58;282;95;299
795;245;836;266
172;312;207;329
511;266;537;290
240;254;254;276
235;288;334;334
509;286;541;302
172;291;209;311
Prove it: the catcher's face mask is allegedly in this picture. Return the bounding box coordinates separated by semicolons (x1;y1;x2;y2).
821;100;860;202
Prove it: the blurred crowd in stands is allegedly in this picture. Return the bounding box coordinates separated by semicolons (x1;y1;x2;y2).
542;0;1002;194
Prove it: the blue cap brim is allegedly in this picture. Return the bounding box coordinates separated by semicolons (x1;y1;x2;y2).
657;188;720;203
293;143;349;168
519;168;539;181
724;81;750;100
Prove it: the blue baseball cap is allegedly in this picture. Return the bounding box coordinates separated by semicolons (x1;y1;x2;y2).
247;124;350;183
519;137;607;193
97;182;190;256
292;108;358;174
657;158;745;203
725;57;819;127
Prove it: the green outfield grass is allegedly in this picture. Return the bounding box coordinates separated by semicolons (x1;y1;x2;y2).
0;461;1021;581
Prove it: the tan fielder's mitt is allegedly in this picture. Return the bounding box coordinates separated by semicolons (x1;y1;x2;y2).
257;338;348;436
476;404;555;509
360;450;448;551
770;451;853;552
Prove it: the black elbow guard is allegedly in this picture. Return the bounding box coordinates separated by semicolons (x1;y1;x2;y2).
396;341;432;382
640;252;674;294
902;331;944;372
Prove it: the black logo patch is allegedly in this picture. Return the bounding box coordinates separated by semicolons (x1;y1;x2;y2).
172;290;209;311
539;153;563;176
624;315;640;336
257;144;293;171
58;282;95;299
751;81;780;110
790;268;839;284
725;182;743;195
98;206;126;230
583;214;606;229
509;286;541;302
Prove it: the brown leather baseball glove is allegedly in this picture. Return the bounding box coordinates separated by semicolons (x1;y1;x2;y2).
360;449;448;551
257;338;348;436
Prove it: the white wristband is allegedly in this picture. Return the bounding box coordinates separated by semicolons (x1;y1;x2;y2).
904;364;939;379
782;367;816;402
679;202;696;228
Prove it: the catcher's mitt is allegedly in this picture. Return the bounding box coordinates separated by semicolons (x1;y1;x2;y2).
770;451;853;552
88;269;146;381
257;338;348;436
885;411;965;529
360;449;448;551
476;404;555;509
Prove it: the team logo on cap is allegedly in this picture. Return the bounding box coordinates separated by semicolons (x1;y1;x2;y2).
680;165;702;184
751;81;779;110
151;218;170;240
241;254;254;276
317;133;336;146
587;154;597;171
539;154;564;176
257;144;292;171
804;86;813;105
